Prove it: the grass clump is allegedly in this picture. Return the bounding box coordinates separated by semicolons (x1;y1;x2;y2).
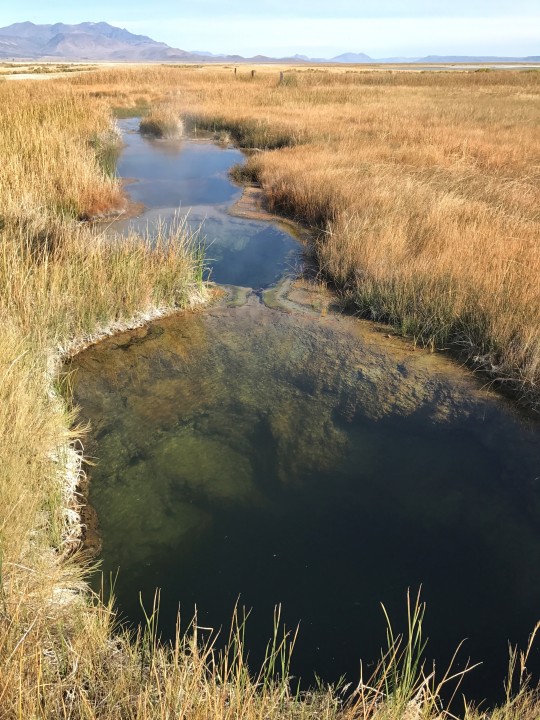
185;112;304;149
230;155;263;184
140;102;184;138
278;71;299;87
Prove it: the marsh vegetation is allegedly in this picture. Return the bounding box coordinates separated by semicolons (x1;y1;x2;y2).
139;101;185;139
0;77;205;717
0;65;539;719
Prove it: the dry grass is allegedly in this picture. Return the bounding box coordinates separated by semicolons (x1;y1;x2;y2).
0;83;124;217
66;64;540;408
140;101;184;138
1;66;540;719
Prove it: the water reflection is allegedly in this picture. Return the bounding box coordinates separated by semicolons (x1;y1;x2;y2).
111;119;300;288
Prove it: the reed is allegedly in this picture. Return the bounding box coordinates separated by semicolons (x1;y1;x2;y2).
2;578;538;719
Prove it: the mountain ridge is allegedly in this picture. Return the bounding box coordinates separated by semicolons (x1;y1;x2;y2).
0;21;538;64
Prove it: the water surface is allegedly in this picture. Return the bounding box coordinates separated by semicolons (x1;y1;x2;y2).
111;118;300;288
72;298;540;702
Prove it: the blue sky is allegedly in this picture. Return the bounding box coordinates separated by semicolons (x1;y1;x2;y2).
2;1;539;57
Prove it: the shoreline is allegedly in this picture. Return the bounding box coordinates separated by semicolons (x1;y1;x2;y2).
51;289;208;564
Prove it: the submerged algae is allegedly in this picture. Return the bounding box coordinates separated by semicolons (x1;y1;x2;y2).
71;293;540;699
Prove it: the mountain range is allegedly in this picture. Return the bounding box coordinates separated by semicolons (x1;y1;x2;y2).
0;21;538;64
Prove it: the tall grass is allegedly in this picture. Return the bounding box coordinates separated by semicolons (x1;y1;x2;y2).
140;101;184;139
2;581;538;719
0;79;205;718
0;83;123;218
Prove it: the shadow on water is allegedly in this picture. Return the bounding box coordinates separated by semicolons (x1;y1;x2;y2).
70;297;540;704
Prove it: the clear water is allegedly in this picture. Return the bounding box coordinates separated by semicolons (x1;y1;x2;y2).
110;118;300;288
72;302;540;702
72;119;540;704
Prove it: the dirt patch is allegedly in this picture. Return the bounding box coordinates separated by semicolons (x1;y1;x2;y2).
229;184;310;243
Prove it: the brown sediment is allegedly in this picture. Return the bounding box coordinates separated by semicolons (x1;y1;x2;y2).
79;480;102;557
229;183;311;244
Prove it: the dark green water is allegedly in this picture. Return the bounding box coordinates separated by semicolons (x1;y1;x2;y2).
72;301;540;701
72;120;540;704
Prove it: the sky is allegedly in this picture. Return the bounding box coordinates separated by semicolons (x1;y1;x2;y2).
1;1;539;57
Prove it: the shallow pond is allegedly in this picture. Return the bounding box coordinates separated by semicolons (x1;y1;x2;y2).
72;119;540;703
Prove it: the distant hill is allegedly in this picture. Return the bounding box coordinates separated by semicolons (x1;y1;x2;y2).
415;54;540;63
331;52;372;63
0;20;322;62
0;21;202;61
328;52;540;64
0;21;538;64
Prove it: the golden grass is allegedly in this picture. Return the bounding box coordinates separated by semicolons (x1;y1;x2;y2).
1;67;540;719
140;101;184;138
66;64;540;408
0;83;124;217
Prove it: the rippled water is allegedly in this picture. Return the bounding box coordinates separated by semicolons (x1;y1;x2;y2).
72;119;540;703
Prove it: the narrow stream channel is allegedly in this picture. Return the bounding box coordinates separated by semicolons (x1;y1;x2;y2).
71;119;540;703
109;118;300;288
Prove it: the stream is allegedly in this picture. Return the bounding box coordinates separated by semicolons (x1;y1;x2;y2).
71;118;540;703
